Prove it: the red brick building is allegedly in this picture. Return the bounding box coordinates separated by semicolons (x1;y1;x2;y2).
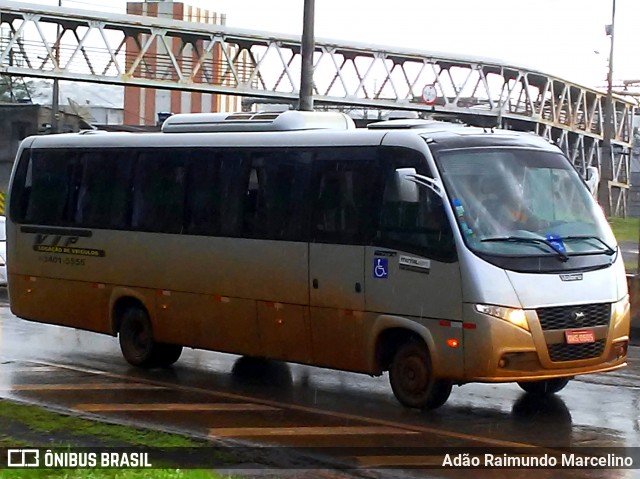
124;0;243;125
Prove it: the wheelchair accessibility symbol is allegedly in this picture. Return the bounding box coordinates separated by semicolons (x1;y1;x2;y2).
373;257;388;279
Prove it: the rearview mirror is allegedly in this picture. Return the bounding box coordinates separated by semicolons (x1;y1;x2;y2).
585;166;599;196
389;168;420;203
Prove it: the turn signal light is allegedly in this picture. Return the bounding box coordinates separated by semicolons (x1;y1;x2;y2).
447;339;459;348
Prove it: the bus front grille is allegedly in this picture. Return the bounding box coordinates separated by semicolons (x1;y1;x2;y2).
547;339;606;362
536;303;610;331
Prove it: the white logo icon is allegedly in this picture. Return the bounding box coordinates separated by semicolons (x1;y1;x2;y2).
7;449;40;467
374;258;388;278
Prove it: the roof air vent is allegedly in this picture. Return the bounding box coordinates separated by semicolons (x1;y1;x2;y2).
161;111;355;133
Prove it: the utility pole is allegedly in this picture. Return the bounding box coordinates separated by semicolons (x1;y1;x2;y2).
298;0;315;111
598;0;616;216
51;0;61;133
51;80;59;133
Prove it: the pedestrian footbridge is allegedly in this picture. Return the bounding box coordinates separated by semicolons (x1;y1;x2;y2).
0;1;635;214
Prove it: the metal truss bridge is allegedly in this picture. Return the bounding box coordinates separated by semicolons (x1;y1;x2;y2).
0;1;636;215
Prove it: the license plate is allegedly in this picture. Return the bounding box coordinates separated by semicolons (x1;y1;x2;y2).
565;329;595;344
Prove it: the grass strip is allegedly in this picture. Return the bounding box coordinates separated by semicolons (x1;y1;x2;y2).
0;400;199;448
0;469;221;479
609;217;640;243
0;400;240;479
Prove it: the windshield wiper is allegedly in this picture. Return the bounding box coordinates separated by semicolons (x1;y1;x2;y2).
480;236;570;262
558;235;616;256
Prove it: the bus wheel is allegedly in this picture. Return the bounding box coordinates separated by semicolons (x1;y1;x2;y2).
153;344;183;368
389;340;452;409
517;378;570;395
118;307;161;368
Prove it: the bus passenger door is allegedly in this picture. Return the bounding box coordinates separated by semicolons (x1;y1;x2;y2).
308;155;380;372
309;245;364;312
236;151;313;364
365;165;463;375
309;244;366;370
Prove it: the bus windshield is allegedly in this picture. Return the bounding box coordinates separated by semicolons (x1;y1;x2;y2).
436;148;616;260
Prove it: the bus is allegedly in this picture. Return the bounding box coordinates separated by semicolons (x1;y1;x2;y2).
6;111;630;409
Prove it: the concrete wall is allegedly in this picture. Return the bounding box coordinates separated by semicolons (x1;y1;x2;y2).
0;104;39;165
630;168;640;217
628;275;640;331
86;106;124;125
0;104;85;192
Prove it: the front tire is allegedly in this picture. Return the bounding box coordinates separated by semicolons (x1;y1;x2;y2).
389;340;452;409
153;343;183;368
118;307;182;368
517;378;570;395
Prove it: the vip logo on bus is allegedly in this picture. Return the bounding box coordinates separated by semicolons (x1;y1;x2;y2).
33;234;105;257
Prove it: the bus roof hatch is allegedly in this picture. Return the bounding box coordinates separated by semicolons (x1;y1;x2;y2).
161;110;355;133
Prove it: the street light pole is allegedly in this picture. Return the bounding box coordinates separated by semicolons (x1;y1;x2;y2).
298;0;315;111
598;0;616;216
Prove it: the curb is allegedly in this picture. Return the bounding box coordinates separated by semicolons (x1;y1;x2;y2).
627;275;640;340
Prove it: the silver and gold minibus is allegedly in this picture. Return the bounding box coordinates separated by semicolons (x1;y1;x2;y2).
6;111;630;409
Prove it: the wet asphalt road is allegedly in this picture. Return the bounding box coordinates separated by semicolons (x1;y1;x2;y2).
0;293;639;478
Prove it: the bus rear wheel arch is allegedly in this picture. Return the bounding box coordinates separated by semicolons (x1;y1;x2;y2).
117;304;182;369
387;336;452;410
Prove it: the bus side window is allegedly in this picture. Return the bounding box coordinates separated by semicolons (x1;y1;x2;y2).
219;154;252;237
376;150;456;262
310;149;382;245
9;148;32;222
185;149;222;236
243;166;262;236
131;150;187;234
378;183;455;260
241;150;311;241
24;149;78;226
74;150;133;229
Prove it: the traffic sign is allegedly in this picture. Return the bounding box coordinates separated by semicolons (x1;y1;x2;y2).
421;85;438;105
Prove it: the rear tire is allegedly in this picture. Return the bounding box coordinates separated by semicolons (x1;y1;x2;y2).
389;340;452;409
153;343;183;368
517;378;570;395
118;307;181;368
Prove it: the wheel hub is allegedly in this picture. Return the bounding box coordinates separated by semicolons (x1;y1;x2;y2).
400;356;427;393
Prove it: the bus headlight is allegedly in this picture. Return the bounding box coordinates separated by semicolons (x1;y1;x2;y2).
612;295;629;328
475;304;529;331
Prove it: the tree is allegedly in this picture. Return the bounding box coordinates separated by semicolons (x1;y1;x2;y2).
0;75;33;102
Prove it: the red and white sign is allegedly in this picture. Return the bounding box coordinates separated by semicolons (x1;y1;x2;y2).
565;328;595;344
421;85;438;105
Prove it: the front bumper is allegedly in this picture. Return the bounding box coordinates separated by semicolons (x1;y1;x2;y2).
459;302;629;382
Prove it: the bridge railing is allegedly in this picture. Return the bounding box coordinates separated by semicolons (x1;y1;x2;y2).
0;1;634;140
0;0;636;215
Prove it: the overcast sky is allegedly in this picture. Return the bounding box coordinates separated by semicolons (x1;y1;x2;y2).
18;0;640;89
